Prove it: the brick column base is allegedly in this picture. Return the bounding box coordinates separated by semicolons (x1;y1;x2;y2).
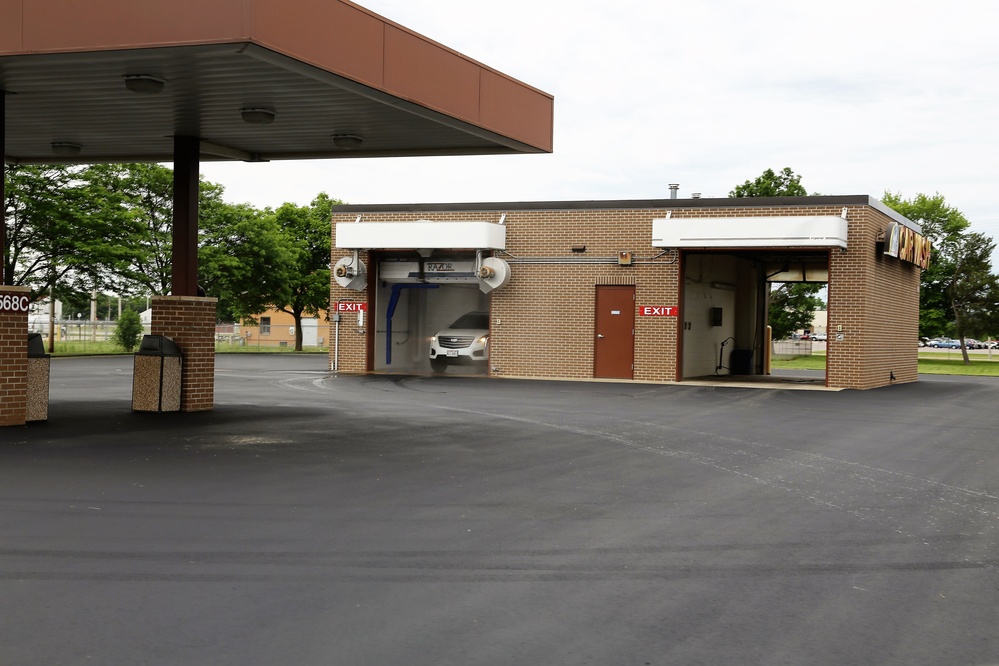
1;286;30;426
151;295;217;412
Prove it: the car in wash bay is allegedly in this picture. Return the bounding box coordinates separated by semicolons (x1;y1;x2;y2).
429;311;489;373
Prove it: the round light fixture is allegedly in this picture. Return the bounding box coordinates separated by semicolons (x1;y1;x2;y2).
240;108;277;125
51;142;82;156
332;133;364;149
123;75;166;94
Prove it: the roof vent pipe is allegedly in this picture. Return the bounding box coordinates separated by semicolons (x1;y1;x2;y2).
668;183;679;199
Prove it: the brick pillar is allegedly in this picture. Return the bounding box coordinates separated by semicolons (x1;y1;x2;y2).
0;286;30;426
151;295;217;412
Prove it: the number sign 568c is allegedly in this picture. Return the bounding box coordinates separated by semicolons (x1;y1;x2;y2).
1;294;31;313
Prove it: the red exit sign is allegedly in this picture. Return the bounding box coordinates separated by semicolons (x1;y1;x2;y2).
336;301;367;313
638;306;678;316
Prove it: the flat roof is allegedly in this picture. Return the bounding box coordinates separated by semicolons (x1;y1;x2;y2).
1;0;553;164
332;195;921;231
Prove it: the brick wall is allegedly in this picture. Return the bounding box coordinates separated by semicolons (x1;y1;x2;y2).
0;285;30;426
828;206;920;389
330;201;920;390
151;295;217;411
329;250;371;373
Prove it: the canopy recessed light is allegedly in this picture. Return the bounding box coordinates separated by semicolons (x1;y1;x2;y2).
123;75;166;94
51;142;82;156
332;133;364;149
241;108;276;125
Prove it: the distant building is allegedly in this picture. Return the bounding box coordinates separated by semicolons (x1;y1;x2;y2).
240;308;328;348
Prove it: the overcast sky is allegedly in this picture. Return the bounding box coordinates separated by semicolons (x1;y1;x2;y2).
201;0;999;251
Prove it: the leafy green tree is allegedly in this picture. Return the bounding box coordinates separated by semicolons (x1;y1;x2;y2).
200;192;340;349
729;167;808;198
199;201;294;324
270;193;340;350
882;192;996;362
111;308;144;352
84;163;176;296
768;283;825;340
4;164;138;351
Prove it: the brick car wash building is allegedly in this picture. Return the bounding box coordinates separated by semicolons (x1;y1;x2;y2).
329;195;929;390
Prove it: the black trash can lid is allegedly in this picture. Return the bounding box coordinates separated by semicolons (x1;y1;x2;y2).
27;332;49;358
137;334;181;356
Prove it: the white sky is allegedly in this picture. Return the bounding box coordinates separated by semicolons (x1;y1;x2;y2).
201;0;999;258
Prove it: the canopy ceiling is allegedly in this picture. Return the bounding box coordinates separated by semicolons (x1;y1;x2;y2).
0;0;554;164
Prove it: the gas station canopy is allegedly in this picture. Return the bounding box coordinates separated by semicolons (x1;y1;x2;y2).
0;0;554;164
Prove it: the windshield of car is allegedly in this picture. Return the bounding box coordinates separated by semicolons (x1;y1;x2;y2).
449;313;489;329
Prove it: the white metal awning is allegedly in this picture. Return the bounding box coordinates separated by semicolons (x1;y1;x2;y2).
335;220;506;250
651;216;848;249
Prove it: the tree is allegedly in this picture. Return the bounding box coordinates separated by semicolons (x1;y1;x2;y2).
85;163;176;296
201;192;340;350
111;308;144;352
270;193;339;350
198;202;294;323
768;283;825;340
729;167;808;198
882;192;996;363
4;164;139;351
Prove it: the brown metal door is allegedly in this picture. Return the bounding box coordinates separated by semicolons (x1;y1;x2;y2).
594;286;635;379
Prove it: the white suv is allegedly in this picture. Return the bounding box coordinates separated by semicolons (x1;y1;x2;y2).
429;311;489;373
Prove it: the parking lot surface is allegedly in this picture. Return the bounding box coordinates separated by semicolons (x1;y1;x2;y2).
2;355;999;665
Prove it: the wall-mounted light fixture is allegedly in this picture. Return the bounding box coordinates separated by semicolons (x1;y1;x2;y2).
332;133;363;149
618;251;633;266
240;108;276;125
123;75;166;94
51;142;82;156
571;245;586;253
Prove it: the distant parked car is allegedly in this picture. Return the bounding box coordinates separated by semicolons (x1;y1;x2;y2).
812;333;827;341
928;338;961;349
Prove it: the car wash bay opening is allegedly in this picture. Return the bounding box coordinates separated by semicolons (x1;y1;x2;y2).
329;195;927;391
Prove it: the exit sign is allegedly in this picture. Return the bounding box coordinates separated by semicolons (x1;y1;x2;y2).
638;306;678;316
336;301;367;313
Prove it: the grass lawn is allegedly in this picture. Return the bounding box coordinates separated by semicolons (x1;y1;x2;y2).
773;352;999;377
42;343;999;377
45;341;326;356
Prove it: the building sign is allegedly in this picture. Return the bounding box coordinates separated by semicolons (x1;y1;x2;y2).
0;293;31;313
884;222;931;269
638;306;678;317
336;301;367;313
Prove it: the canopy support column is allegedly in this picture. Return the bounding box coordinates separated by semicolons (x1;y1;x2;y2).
171;135;200;296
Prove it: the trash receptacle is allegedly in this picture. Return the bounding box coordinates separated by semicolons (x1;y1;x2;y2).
132;335;182;412
730;349;754;375
27;332;50;422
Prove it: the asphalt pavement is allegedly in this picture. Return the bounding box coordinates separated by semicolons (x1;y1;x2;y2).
2;355;998;666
